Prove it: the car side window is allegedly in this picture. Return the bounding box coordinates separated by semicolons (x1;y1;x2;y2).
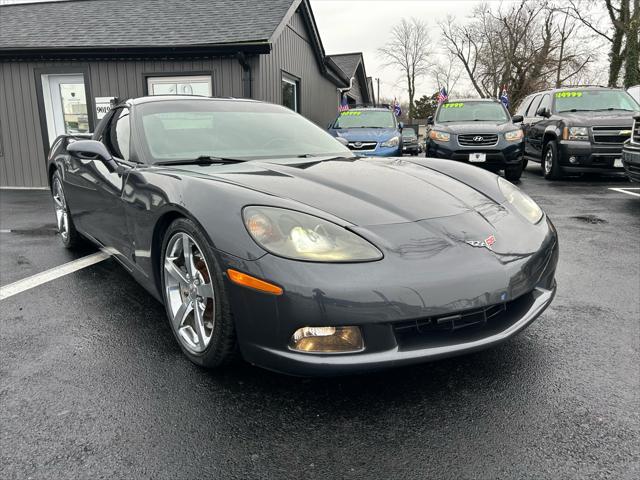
104;108;131;161
537;94;552;115
526;95;542;117
516;96;532;116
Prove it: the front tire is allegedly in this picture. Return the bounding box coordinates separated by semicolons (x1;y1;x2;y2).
51;171;80;249
161;218;237;368
542;141;563;180
504;163;523;182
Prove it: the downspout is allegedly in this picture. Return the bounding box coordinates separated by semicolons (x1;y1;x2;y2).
236;52;252;98
337;76;355;96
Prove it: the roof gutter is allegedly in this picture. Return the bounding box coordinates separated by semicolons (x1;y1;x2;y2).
0;43;272;60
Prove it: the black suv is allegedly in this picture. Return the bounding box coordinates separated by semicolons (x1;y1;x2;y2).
425;99;525;181
516;87;639;180
402;127;420;156
622;114;640;182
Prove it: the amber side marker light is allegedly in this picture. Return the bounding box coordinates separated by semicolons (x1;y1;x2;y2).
226;269;283;295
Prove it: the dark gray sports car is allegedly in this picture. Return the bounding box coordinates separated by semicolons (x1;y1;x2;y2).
48;96;558;376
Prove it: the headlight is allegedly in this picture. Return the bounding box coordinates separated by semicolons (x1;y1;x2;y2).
498;177;543;224
381;136;400;148
429;130;450;142
504;129;523;142
243;206;382;262
563;126;589;141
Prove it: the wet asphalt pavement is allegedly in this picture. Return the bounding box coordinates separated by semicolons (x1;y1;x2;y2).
1;164;638;479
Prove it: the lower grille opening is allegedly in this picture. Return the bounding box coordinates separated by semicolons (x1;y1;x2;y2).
393;292;536;351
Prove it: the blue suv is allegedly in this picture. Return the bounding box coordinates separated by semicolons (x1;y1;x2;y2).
328;107;403;157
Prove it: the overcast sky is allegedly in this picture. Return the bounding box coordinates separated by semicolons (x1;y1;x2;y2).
311;0;608;102
3;0;609;102
311;0;501;100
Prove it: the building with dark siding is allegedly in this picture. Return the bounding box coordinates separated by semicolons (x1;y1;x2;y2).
0;0;373;187
327;53;374;108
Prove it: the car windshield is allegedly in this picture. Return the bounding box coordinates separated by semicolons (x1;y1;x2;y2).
436;102;509;122
138;100;352;162
333;110;396;129
554;90;639;112
402;128;417;139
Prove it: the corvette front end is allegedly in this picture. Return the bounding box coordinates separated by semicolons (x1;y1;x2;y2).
221;208;558;376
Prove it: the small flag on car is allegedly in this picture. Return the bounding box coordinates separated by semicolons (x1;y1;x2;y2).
393;98;402;117
437;87;448;104
500;85;509;109
338;95;349;112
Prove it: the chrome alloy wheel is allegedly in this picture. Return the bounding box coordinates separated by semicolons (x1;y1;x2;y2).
52;177;69;241
164;233;216;354
544;148;553;176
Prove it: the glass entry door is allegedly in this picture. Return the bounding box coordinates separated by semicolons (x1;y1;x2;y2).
41;74;89;145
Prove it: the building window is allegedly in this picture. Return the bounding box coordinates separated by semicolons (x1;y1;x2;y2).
147;75;212;96
282;74;299;112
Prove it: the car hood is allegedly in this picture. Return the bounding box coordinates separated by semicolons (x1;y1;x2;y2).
329;128;399;143
557;111;635;126
433;121;515;134
166;156;506;227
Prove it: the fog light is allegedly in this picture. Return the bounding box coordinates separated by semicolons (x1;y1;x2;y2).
569;156;578;164
289;326;364;353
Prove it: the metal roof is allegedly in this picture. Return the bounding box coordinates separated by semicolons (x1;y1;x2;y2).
0;0;297;51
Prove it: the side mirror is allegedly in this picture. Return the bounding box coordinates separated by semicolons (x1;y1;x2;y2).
335;136;349;147
398;122;404;130
512;115;524;123
427;116;434;125
536;107;551;118
67;140;118;172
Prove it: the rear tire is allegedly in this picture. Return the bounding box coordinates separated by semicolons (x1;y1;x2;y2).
504;164;523;182
51;171;81;249
542;141;563;180
160;218;237;368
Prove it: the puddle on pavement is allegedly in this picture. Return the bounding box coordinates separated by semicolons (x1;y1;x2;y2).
572;215;608;224
2;225;58;236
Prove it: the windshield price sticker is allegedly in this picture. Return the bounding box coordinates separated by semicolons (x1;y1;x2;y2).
340;111;362;116
555;91;583;98
443;103;465;108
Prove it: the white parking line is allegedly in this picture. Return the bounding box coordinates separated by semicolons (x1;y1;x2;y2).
609;187;640;198
0;251;111;301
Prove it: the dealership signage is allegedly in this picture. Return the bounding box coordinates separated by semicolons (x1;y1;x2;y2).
95;97;116;119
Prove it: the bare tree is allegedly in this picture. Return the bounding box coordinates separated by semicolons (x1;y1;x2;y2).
440;1;595;109
430;53;463;95
567;0;639;87
378;18;432;121
440;15;486;98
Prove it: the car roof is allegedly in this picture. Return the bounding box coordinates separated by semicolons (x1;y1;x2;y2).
526;86;626;98
348;107;393;112
125;95;261;106
442;98;501;103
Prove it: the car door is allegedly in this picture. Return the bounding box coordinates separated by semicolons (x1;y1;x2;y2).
528;94;553;159
80;107;136;265
522;94;543;159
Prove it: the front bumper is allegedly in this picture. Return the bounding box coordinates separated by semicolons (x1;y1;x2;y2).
244;285;555;376
221;219;558;376
426;139;523;168
558;140;626;173
622;141;640;182
403;143;420;154
351;145;402;157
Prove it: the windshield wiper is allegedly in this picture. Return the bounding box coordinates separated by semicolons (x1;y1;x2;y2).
558;108;634;113
156;156;246;166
